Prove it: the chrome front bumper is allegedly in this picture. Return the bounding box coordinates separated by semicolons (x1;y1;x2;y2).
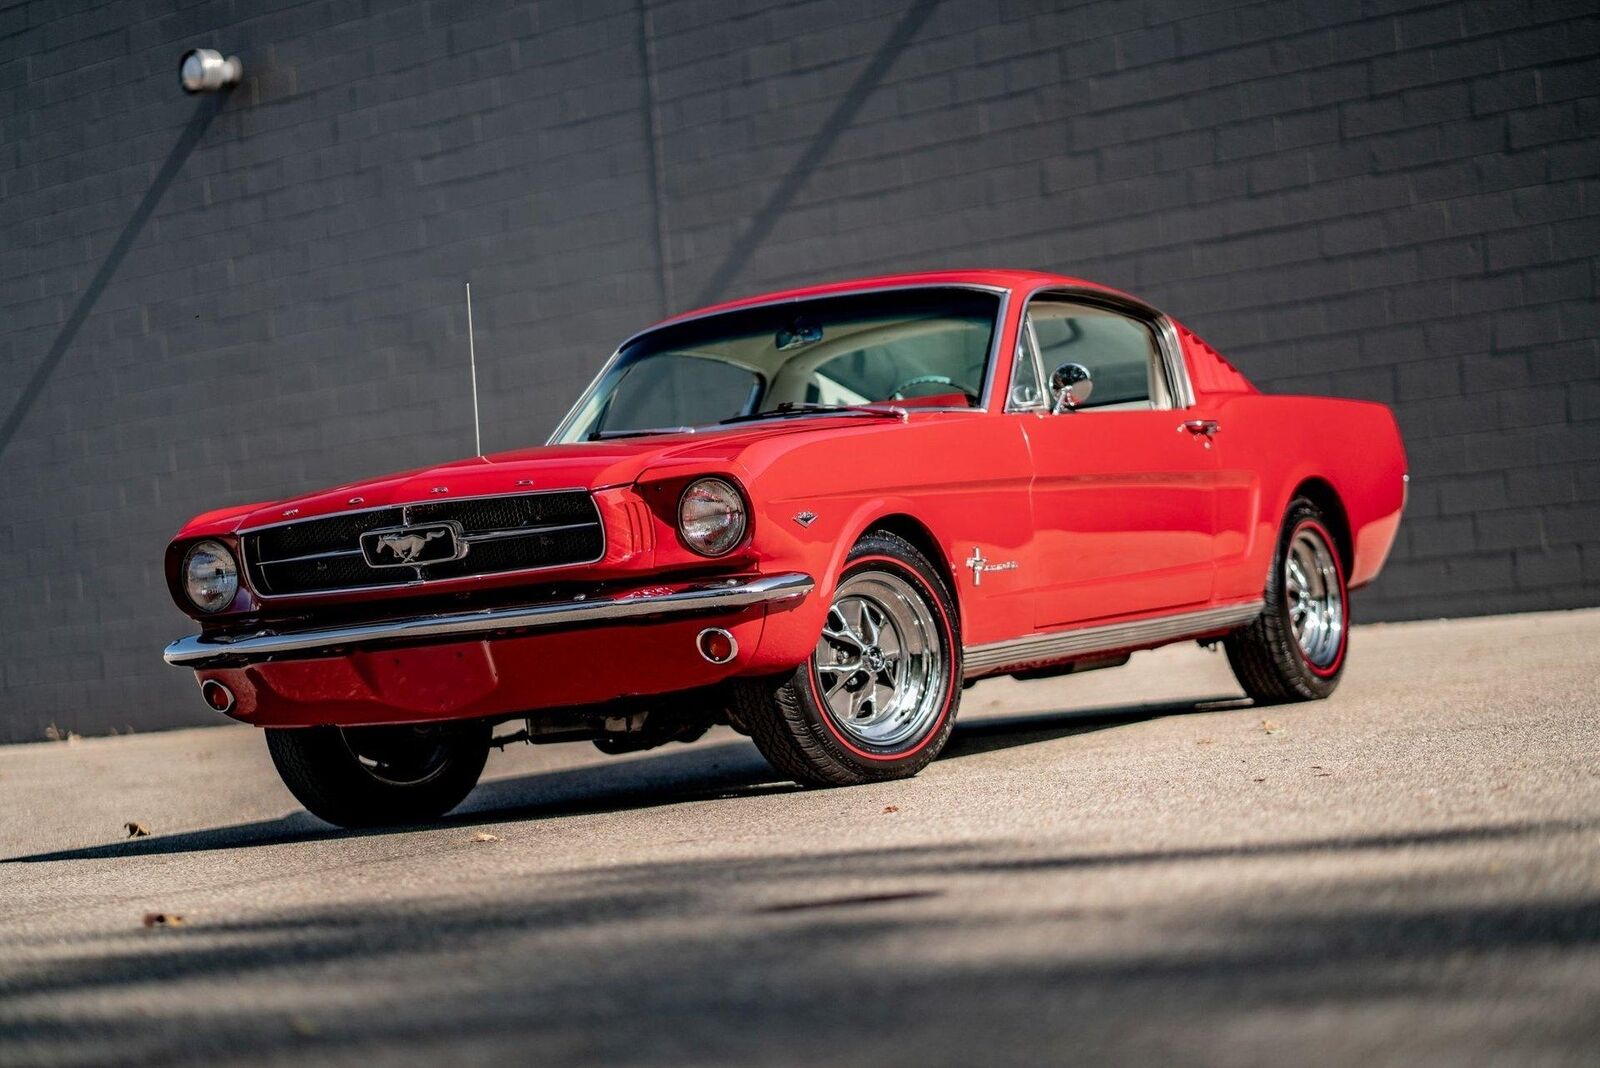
164;572;815;669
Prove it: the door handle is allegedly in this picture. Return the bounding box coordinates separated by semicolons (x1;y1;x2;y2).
1180;419;1221;436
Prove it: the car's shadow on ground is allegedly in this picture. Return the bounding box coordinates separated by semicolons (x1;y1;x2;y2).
6;695;1249;864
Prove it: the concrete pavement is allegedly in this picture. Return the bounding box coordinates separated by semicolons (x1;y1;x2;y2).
2;609;1598;1065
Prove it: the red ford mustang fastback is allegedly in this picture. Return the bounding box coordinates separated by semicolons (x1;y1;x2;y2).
164;270;1406;827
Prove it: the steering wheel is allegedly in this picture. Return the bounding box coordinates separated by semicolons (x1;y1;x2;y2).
889;374;978;404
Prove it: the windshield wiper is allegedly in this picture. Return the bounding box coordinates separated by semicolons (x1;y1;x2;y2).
588;426;697;440
719;402;907;426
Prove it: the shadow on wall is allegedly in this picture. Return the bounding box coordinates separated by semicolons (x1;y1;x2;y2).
0;96;224;462
690;0;943;308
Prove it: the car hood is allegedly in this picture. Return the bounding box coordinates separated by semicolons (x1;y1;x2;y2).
184;418;908;537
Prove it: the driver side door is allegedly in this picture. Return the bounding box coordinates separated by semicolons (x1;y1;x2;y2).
1016;297;1221;629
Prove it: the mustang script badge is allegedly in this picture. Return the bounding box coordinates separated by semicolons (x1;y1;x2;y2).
360;523;465;567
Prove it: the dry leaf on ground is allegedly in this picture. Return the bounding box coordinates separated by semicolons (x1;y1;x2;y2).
142;912;185;928
125;821;150;837
470;832;500;842
1260;719;1282;734
882;805;900;814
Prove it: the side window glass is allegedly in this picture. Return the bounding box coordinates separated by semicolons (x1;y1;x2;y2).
1007;315;1045;410
1030;301;1164;411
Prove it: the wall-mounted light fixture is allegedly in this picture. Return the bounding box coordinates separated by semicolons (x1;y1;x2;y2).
179;49;242;94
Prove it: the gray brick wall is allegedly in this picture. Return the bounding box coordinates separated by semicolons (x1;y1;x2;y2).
2;0;1596;741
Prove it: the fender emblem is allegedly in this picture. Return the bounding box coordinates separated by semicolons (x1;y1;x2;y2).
793;511;818;527
965;547;1018;586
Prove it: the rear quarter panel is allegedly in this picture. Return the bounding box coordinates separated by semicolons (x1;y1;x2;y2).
1208;393;1407;599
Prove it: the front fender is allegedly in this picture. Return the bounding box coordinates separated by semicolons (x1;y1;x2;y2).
745;493;960;668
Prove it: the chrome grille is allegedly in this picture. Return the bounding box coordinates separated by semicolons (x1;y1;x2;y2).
244;491;603;596
252;508;404;561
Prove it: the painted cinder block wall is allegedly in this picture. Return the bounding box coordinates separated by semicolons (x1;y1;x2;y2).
1;0;1596;741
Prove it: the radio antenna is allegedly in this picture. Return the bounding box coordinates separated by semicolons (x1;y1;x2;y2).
466;282;482;457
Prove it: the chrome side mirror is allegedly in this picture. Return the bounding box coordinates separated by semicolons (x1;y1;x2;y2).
1050;362;1093;413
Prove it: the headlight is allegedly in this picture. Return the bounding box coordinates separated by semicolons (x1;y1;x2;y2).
677;478;747;557
182;540;238;613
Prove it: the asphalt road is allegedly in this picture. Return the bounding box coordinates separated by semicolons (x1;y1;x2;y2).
3;608;1598;1066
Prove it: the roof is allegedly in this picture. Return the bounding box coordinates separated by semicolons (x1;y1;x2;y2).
653;269;1134;329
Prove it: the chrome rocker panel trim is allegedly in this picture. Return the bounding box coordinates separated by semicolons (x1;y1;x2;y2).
963;600;1264;678
165;572;816;669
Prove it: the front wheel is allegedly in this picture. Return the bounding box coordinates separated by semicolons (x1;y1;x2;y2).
1224;497;1349;704
265;720;491;828
735;531;962;786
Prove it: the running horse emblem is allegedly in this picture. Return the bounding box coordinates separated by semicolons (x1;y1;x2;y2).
374;529;447;564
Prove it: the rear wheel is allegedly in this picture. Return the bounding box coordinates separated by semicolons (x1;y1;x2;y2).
265;720;490;828
1224;497;1349;704
735;531;961;786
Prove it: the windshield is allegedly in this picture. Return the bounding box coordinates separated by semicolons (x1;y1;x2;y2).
553;287;1001;442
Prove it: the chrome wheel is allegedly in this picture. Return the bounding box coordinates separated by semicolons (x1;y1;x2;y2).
814;570;946;749
1285;526;1344;670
